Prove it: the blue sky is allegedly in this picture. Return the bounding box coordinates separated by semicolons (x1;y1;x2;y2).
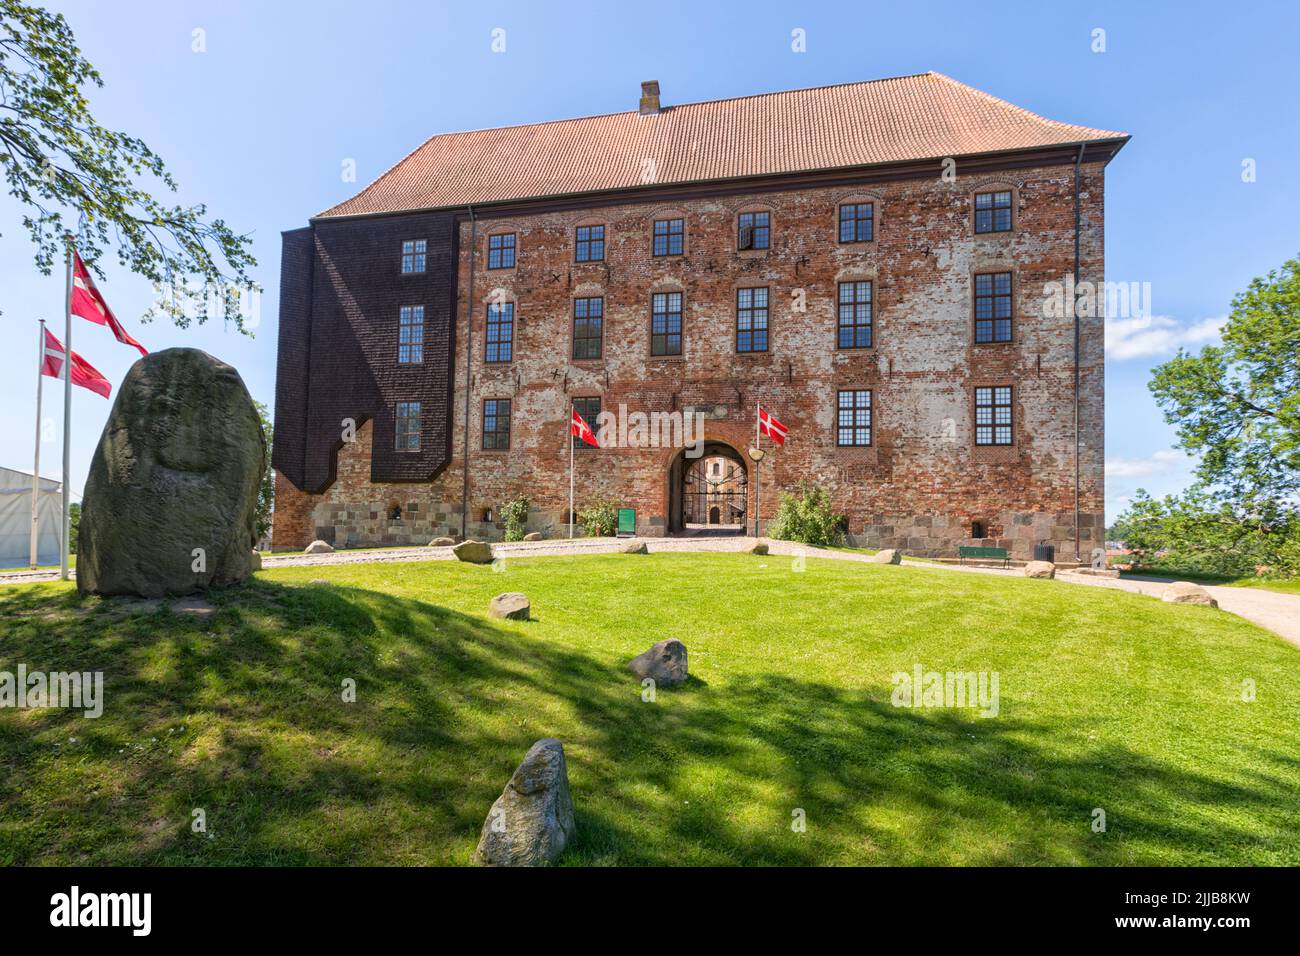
2;0;1297;524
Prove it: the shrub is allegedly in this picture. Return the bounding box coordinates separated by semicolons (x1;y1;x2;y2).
500;495;530;542
578;496;618;538
767;481;846;548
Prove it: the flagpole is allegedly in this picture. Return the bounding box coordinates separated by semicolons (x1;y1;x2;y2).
568;404;575;540
754;401;761;538
60;240;73;582
30;319;46;569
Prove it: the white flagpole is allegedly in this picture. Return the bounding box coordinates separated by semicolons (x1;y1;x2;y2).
60;241;73;581
568;405;575;540
30;319;46;569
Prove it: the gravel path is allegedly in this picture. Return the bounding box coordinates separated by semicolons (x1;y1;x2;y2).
5;537;1297;648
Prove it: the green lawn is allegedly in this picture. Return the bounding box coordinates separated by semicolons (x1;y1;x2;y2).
1;553;1298;866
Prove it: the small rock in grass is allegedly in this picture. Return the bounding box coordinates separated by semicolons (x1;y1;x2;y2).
749;542;768;555
621;540;648;554
629;638;688;687
489;592;530;621
523;532;543;541
1162;581;1218;607
869;549;902;564
474;739;576;866
304;540;334;555
1023;560;1055;579
429;536;456;547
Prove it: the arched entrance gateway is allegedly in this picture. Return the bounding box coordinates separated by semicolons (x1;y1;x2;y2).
667;441;748;536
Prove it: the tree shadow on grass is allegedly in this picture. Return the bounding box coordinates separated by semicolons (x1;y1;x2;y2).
0;579;1296;865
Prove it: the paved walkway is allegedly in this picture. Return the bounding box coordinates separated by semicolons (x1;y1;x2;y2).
5;537;1297;648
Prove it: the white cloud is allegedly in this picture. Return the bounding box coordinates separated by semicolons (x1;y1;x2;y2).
1104;314;1224;360
1105;449;1188;479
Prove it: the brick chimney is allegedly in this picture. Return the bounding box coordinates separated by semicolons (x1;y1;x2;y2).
639;80;661;115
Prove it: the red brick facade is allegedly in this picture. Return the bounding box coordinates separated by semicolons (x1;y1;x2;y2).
273;160;1109;560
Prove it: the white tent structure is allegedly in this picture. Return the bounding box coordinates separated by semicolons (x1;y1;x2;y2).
0;466;62;569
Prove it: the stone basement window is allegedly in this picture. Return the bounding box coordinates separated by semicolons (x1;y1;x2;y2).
737;211;770;250
387;502;402;520
836;390;872;446
736;287;769;352
974;272;1013;343
975;386;1013;445
395;401;421;451
487;233;516;269
652;218;684;257
651;292;683;356
398;305;424;364
482;398;511;450
838;203;874;242
974;190;1013;233
400;239;426;273
572;297;603;359
485;302;514;363
575;225;605;262
837;281;873;349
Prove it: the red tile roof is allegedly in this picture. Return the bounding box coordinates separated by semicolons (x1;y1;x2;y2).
319;72;1127;218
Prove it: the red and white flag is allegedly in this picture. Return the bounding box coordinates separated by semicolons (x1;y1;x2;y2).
42;328;112;399
570;407;599;448
758;405;788;446
72;252;148;356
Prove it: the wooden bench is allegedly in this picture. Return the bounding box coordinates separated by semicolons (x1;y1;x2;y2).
958;546;1009;568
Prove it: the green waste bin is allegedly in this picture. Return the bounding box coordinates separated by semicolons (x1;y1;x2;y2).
617;508;636;537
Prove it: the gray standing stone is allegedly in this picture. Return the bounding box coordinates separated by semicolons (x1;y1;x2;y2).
1023;560;1056;579
489;592;530;621
304;540;334;555
473;739;576;867
250;551;263;571
869;549;902;564
77;349;265;598
1162;581;1218;607
453;540;494;564
629;638;688;687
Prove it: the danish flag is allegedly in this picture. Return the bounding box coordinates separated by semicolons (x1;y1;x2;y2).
42;328;112;399
570;406;599;447
758;405;788;446
72;252;148;356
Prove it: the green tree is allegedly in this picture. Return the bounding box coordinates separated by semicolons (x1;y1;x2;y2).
1148;255;1300;508
67;500;79;554
500;494;529;542
253;401;274;544
0;1;256;327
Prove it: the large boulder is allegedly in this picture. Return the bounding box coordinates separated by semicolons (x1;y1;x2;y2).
1162;581;1218;607
453;540;494;564
489;592;530;621
869;549;902;564
77;349;265;598
304;540;334;555
473;739;576;866
1023;560;1055;579
628;639;688;687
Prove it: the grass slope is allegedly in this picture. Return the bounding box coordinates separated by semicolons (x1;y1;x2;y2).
2;553;1297;866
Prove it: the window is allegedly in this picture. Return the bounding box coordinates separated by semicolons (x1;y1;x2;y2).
572;397;601;448
651;291;683;356
736;287;769;353
837;390;872;446
572;297;603;360
485;302;514;362
838;203;874;243
837;281;873;349
974;191;1012;233
398;305;424;364
488;233;516;269
653;218;684;257
738;211;770;250
395;401;421;451
575;225;605;262
974;272;1013;343
401;239;427;274
483;398;511;450
975;386;1013;445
